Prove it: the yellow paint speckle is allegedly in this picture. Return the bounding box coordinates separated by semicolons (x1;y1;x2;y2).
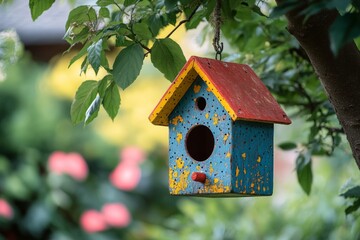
193;84;201;93
257;156;262;163
173;171;178;177
242;153;246;159
243;168;247;174
206;87;211;92
236;166;240;177
263;187;266;192
170;167;190;195
209;163;214;174
196;165;201;171
171;115;183;125
250;183;254;188
226;152;231;158
223;134;229;142
176;132;183;143
213;114;219;125
214;178;219;184
205;113;210;119
257;186;260;191
176;157;184;169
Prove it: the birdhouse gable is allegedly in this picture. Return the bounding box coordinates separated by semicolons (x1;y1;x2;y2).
149;56;291;126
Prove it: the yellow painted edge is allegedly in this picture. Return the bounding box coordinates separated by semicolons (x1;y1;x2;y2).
193;63;238;121
149;60;197;125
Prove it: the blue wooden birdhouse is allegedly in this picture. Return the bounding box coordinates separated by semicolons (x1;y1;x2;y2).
149;56;291;197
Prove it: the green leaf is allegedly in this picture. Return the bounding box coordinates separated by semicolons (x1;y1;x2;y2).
151;38;186;81
66;5;89;30
98;75;112;98
341;186;360;198
278;142;297;151
88;7;97;21
353;0;360;10
296;152;313;195
71;80;99;125
68;42;91;67
85;95;101;124
80;57;89;74
87;39;103;74
270;0;303;18
113;44;144;89
148;14;163;36
99;7;110;18
96;0;115;7
185;9;206;29
133;23;153;40
29;0;55;21
329;13;360;55
124;0;137;7
165;0;178;11
345;198;360;215
102;82;121;120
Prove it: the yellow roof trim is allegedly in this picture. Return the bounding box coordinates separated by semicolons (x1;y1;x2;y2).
149;60;198;126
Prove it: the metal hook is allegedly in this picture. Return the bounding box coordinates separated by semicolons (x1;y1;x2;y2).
215;42;223;60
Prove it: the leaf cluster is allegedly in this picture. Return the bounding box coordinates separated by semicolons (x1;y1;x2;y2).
271;0;360;55
29;0;217;125
341;184;360;215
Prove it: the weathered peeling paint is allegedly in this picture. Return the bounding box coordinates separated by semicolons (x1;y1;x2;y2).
213;113;219;125
168;75;274;197
223;133;229;142
193;84;201;93
209;163;214;174
149;56;291;126
176;157;184;169
171;115;184;125
176;132;182;143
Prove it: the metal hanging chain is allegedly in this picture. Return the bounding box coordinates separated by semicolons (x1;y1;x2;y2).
212;0;223;60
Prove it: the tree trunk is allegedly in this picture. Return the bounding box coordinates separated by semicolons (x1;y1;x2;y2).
277;4;360;168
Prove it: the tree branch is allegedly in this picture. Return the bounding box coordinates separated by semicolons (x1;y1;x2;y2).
165;4;201;39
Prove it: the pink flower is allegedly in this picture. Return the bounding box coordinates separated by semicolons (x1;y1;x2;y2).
120;146;145;165
0;199;13;219
48;151;88;181
80;210;107;233
109;163;141;191
65;153;88;181
48;151;67;175
102;203;131;228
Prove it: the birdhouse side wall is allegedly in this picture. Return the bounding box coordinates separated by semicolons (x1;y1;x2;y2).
231;121;274;196
168;76;233;195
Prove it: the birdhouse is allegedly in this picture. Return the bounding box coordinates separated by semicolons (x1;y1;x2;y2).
149;56;291;197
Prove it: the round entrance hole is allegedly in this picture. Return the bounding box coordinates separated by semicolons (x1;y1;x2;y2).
195;97;206;111
186;125;215;161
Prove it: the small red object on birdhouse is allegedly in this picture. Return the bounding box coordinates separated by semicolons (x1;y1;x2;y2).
191;172;206;183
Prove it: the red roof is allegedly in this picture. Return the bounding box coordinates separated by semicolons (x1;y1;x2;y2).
149;56;291;126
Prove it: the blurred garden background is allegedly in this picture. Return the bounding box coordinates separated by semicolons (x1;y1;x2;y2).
1;0;360;239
